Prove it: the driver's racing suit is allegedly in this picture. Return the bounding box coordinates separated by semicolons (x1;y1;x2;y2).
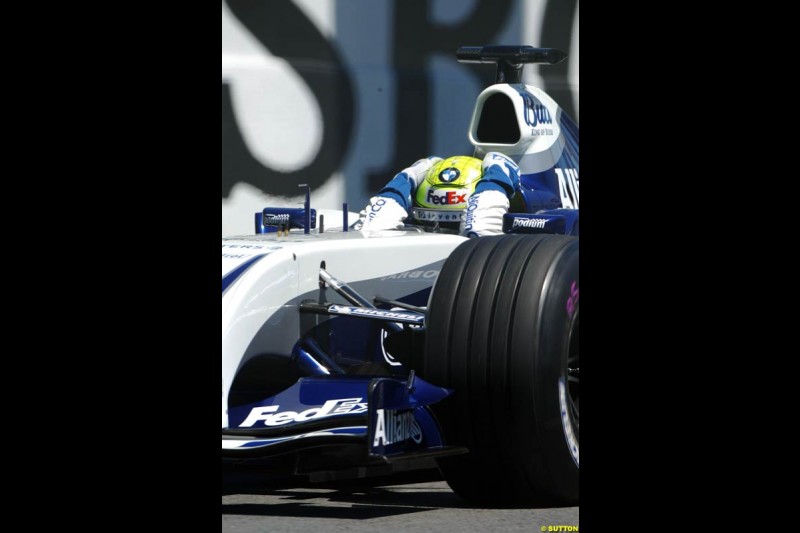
357;152;520;238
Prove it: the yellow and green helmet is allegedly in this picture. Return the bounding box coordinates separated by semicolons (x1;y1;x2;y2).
411;155;483;224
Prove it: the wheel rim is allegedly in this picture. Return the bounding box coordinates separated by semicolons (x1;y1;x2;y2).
559;308;579;467
567;312;579;437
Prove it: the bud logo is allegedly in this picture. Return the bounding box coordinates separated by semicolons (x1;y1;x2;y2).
426;188;467;206
373;409;422;446
239;398;368;427
438;167;460;183
520;92;553;127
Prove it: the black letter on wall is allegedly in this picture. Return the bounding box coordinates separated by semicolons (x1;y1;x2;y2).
222;0;354;198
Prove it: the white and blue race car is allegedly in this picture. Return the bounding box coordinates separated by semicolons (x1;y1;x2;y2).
222;45;578;506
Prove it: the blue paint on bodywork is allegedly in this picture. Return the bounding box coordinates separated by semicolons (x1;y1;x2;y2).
222;254;266;294
510;110;579;234
228;375;451;455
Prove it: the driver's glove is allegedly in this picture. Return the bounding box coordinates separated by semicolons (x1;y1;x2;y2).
356;195;410;232
460;152;520;238
357;156;442;234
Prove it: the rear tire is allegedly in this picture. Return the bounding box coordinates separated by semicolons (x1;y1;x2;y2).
424;234;579;505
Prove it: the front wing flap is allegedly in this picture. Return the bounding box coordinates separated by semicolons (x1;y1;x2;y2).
222;374;466;469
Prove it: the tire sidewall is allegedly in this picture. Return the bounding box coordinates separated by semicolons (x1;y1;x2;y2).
530;240;579;495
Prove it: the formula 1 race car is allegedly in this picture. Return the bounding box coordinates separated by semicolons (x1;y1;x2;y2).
222;45;579;506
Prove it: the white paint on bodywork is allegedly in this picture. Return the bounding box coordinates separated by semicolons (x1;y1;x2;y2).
221;230;467;428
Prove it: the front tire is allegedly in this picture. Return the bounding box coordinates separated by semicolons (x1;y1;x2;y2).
424;234;579;506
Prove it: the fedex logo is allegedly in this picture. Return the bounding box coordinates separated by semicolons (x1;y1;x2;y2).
426;188;467;206
239;398;368;427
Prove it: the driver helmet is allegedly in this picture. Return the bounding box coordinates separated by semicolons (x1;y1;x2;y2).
410;155;483;231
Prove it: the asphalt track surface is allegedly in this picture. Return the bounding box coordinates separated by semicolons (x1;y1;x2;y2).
223;464;579;532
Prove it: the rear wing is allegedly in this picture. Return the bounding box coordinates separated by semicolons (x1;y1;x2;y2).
456;45;567;84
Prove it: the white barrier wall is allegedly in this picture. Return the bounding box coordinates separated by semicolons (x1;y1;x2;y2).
222;0;578;237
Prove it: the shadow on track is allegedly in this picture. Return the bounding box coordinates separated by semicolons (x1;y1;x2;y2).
222;463;469;519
